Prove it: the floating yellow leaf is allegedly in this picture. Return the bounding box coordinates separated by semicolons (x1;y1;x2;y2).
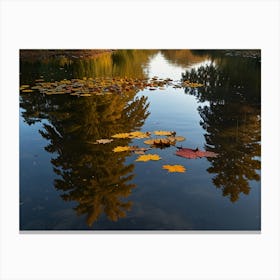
20;85;30;88
129;131;151;139
135;154;161;162
112;131;150;139
21;89;34;93
162;165;186;173
144;139;155;145
80;93;91;97
144;138;176;148
154;130;175;136
113;146;131;152
112;133;131;139
182;81;204;88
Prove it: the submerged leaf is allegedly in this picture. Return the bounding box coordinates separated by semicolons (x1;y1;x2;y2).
176;147;218;159
135;154;161;162
162;165;186;173
129;146;151;154
195;150;219;158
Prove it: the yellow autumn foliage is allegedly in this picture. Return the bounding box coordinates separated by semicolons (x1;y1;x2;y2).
162;165;186;173
182;81;204;88
154;130;173;136
112;133;131;139
112;131;151;139
135;154;161;162
21;89;34;93
129;131;151;139
113;146;131;153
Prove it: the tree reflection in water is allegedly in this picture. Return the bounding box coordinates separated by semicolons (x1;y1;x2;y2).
20;89;150;227
182;53;261;202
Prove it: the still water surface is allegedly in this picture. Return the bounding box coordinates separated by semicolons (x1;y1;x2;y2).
20;50;261;230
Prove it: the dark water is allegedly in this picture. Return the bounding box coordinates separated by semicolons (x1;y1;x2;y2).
20;50;261;230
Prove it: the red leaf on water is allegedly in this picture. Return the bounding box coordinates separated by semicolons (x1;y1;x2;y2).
176;148;198;159
176;148;218;159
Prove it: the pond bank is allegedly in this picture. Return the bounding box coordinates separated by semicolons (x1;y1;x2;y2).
20;49;114;61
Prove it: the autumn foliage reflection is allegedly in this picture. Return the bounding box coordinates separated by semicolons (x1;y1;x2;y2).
182;54;261;202
21;88;150;227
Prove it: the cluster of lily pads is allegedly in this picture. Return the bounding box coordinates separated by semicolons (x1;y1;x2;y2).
91;130;218;173
19;76;204;96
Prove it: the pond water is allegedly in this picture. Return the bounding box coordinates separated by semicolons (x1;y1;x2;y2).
20;50;261;230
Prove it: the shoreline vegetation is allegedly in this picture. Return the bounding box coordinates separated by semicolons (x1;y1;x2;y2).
20;49;115;61
20;49;261;62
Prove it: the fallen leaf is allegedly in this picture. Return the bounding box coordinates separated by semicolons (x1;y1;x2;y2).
113;146;131;152
162;165;186;173
176;147;218;159
144;137;176;148
21;89;34;93
154;130;175;136
134;150;146;155
95;139;113;144
80;93;92;97
112;133;131;139
135;154;161;162
112;131;150;139
195;150;219;158
182;81;204;88
144;139;156;145
129;146;150;154
129;131;151;139
26;76;196;97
